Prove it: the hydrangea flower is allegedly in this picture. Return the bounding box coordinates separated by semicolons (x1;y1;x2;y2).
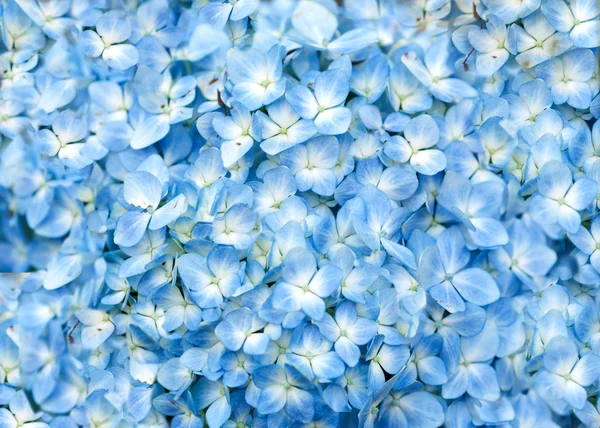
1;0;600;426
81;10;139;70
286;70;352;135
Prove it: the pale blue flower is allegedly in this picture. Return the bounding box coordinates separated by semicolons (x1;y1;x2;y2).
512;10;573;69
387;64;433;113
468;14;517;76
385;114;447;175
257;97;317;155
200;0;260;29
34;110;92;169
286;70;352;135
351;54;390;104
213;101;261;167
535;336;600;409
272;248;342;321
280;136;340;196
419;227;500;313
0;390;45;427
401;38;478;103
530;160;598;233
536;49;596;109
226;44;286;111
315;301;377;367
114;170;188;247
81;10;139;70
253;363;315;422
541;0;600;48
288;1;377;54
178;246;242;308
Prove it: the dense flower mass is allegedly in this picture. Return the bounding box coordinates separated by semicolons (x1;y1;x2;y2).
1;0;600;426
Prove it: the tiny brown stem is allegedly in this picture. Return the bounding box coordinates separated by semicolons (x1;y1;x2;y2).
473;3;483;28
217;90;228;116
68;320;80;344
284;48;300;63
463;48;475;71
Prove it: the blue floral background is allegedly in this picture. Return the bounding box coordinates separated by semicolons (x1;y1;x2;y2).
0;0;599;426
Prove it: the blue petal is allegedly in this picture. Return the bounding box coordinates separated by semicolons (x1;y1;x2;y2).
286;85;319;119
466;363;501;401
285;388;315;423
452;268;500;306
114;211;152;247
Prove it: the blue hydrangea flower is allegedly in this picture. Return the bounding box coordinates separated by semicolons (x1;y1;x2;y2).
2;0;600;426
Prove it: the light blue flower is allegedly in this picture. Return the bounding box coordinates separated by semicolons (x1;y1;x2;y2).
213;101;261;166
118;228;169;278
286;70;352;135
359;104;410;143
153;392;203;427
385;114;447;175
200;0;260;29
280;136;340;196
337;158;418;203
215;308;269;355
226;44;286;111
442;320;502;402
178;246;242;308
503;79;553;133
535;336;600;409
288;1;377;54
157;358;194;395
34;110;92;169
419;226;500;313
541;0;600;48
529;160;598;233
81;10;139;70
131;67;196;149
191;378;232;428
315;301;377;367
257;97;317;155
210;203;258;250
75;309;116;350
351;54;390;104
401;334;448;387
323;365;369;412
253;363;315;422
424;302;487;373
489;219;557;286
401;38;478;103
484;0;541;24
0;100;30;139
1;2;45;54
153;285;202;332
114;170;188;247
365;335;410;393
14;0;76;40
272;248;342;321
468;14;517;76
536;48;596;109
129;0;184;47
287;324;346;381
0;390;45;427
387;64;433;113
378;388;445;428
437;172;509;248
512;10;573;69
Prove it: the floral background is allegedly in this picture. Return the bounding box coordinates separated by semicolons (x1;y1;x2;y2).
0;0;600;426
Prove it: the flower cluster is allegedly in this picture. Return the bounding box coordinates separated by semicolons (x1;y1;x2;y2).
1;0;600;426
